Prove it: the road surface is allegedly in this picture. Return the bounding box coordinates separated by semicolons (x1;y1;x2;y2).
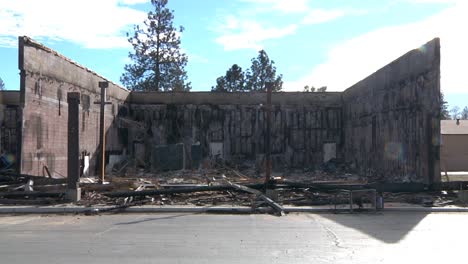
0;212;466;263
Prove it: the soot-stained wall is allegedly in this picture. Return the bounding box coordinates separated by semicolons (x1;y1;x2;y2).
19;36;130;177
0;91;20;162
342;38;441;184
127;92;343;170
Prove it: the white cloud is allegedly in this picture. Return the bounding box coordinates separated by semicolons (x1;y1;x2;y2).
406;0;461;3
215;17;297;51
188;53;209;64
283;1;468;94
301;9;346;25
213;1;365;51
302;8;367;25
0;36;16;47
0;0;148;49
119;0;149;4
239;0;310;13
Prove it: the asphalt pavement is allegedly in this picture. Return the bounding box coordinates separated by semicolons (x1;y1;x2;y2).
0;212;466;263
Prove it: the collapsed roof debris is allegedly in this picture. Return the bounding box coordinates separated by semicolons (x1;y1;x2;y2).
1;162;466;214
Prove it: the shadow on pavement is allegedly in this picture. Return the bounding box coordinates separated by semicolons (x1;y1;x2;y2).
112;207;429;244
319;211;430;244
114;213;198;225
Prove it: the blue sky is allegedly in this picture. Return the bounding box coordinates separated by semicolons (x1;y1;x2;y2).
0;0;466;109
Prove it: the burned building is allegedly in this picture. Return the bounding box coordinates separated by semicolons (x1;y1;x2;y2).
0;36;441;184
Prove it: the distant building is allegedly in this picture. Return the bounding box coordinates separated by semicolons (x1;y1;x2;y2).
441;119;468;172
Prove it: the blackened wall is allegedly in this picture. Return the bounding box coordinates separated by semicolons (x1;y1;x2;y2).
0;91;20;162
127;92;343;170
342;38;441;184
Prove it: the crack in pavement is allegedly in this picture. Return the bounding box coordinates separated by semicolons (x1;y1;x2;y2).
307;215;347;249
321;223;347;249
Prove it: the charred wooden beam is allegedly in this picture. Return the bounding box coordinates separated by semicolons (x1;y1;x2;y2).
0;191;64;198
0;172;67;185
0;198;57;205
223;179;285;216
104;183;265;198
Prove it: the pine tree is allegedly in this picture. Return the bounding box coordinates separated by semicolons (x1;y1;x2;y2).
303;85;315;92
440;92;450;119
212;64;245;92
461;106;468;120
317;86;327;92
121;0;190;92
212;76;226;92
245;50;283;91
450;106;460;120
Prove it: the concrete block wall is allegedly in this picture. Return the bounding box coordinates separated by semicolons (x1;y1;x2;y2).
342;38;441;184
18;36;130;177
127;92;343;170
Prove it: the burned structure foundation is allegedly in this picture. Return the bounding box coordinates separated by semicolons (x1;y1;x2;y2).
0;36;441;185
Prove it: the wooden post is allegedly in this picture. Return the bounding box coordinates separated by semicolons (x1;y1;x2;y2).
95;81;111;184
265;82;273;189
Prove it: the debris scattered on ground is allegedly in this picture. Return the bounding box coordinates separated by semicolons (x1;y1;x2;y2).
0;164;465;210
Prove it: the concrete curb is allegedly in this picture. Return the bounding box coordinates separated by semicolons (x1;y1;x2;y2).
383;207;468;212
0;206;259;214
1;206;468;214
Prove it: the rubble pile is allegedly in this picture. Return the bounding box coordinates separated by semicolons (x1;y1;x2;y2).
0;164;464;209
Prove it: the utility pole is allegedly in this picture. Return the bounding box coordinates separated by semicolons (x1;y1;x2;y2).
94;81;111;184
264;82;273;191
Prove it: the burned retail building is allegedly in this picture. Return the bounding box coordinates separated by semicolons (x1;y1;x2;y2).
0;36;441;184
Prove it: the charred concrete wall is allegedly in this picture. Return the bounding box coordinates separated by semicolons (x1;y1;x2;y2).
18;36;130;177
0;91;20;163
342;38;441;184
127;92;343;170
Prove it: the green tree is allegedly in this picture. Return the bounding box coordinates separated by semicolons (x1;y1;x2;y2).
461;106;468;120
303;85;327;92
0;77;5;90
303;85;315;92
440;92;450;119
245;50;283;91
212;76;226;92
212;64;245;92
317;86;327;92
450;106;460;120
121;0;190;92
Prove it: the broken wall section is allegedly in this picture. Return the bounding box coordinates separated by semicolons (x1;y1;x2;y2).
127;92;343;171
0;91;20;171
343;38;441;184
19;36;130;177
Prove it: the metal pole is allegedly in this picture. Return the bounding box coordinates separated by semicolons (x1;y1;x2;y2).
97;81;108;184
265;82;273;189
